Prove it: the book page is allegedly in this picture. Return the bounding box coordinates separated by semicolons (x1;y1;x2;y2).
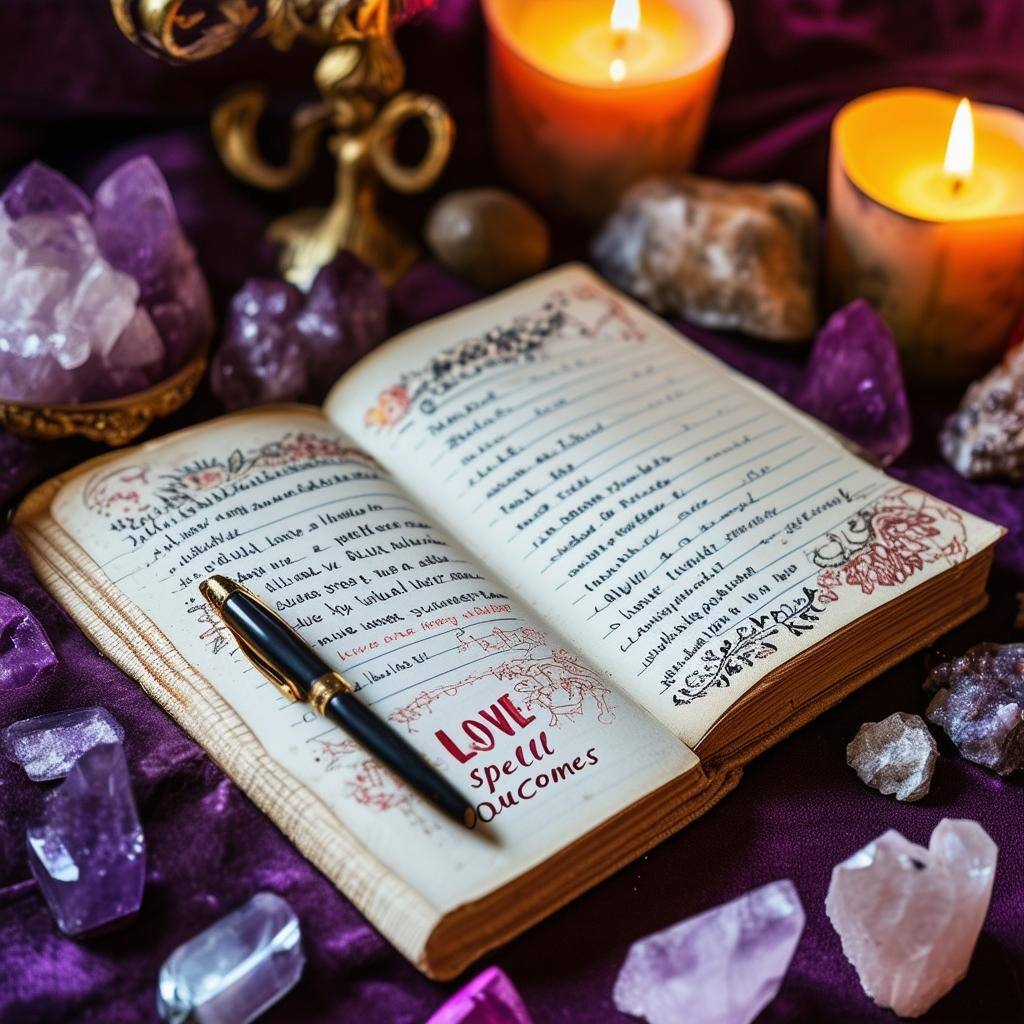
48;406;695;915
327;264;1002;749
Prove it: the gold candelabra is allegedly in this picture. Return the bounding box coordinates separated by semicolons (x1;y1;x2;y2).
111;0;454;288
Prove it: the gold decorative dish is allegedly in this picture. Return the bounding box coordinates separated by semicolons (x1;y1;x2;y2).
0;345;208;446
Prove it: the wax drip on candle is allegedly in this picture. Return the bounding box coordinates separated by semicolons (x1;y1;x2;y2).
944;98;975;196
609;0;640;81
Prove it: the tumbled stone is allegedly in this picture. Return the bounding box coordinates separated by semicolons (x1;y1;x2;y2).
27;742;145;936
426;188;550;291
157;892;304;1024
925;642;1024;775
847;712;936;801
613;879;804;1024
3;707;124;782
826;819;997;1018
426;966;533;1024
211;252;387;410
0;590;57;688
940;338;1024;482
797;300;911;465
592;174;818;341
0;157;210;403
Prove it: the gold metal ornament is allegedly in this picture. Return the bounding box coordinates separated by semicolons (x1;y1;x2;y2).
111;0;454;289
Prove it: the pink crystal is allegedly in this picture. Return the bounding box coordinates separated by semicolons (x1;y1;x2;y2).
27;742;146;936
426;967;533;1024
826;819;997;1018
0;158;211;403
0;590;57;688
613;879;805;1024
797;300;911;465
925;642;1024;774
4;706;124;782
211;253;387;410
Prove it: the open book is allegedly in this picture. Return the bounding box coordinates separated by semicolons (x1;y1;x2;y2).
14;265;1001;979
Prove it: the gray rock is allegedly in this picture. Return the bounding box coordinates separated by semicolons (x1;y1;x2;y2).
425;188;550;291
847;712;937;801
592;174;819;341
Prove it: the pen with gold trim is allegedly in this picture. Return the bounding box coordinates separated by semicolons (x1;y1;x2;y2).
199;575;477;829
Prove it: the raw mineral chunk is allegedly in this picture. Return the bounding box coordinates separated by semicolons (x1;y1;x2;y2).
426;966;533;1024
3;706;124;781
0;590;57;688
846;712;937;801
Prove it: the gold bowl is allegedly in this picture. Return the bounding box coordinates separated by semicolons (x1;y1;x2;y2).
0;344;209;446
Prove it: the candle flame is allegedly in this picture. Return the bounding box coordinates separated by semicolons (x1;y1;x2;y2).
943;97;975;187
611;0;641;33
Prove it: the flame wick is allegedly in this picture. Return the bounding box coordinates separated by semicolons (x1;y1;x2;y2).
943;97;975;194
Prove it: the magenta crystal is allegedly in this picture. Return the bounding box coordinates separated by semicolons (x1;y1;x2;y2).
613;879;805;1024
797;300;911;465
0;157;211;403
0;590;57;688
4;707;124;782
926;642;1024;775
26;742;146;936
426;967;533;1024
211;252;387;410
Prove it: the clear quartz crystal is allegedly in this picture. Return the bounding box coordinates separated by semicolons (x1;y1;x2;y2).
3;706;124;781
613;879;805;1024
157;892;304;1024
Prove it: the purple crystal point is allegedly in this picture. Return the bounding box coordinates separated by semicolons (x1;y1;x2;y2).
2;160;91;219
0;590;57;688
211;253;388;411
27;741;145;936
797;300;911;465
925;642;1024;774
613;879;805;1024
426;967;533;1024
4;706;124;782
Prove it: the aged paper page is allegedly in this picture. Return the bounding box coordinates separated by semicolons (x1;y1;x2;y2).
49;406;695;915
327;264;1002;749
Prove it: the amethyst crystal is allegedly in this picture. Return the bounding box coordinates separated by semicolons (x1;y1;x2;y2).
940;339;1024;482
0;590;57;688
0;158;211;404
612;880;805;1024
797;300;911;465
846;712;937;801
426;967;533;1024
926;643;1024;775
211;252;387;410
4;707;124;782
26;742;146;935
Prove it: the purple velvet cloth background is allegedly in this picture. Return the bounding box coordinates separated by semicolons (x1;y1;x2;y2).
2;1;1024;1021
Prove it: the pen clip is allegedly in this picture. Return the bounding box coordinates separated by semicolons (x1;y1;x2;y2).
226;621;306;702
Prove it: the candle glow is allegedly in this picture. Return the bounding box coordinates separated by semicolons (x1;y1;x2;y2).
943;97;975;190
609;0;640;81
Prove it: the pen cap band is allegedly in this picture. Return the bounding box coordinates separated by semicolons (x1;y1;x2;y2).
309;671;353;715
199;575;242;610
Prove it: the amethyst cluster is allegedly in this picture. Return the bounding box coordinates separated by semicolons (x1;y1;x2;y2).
0;158;212;404
211;252;387;410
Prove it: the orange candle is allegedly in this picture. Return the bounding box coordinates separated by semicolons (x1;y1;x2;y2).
482;0;733;223
828;88;1024;385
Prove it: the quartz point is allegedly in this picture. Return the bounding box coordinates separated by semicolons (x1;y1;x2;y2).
426;966;533;1024
157;892;304;1024
211;252;387;410
592;174;819;341
0;589;57;688
846;712;937;801
826;819;997;1017
613;879;805;1024
797;300;911;465
26;741;145;936
940;336;1024;482
925;642;1024;774
0;157;210;403
4;706;124;781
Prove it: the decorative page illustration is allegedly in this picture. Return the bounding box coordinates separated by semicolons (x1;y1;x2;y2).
51;408;695;912
328;265;1002;748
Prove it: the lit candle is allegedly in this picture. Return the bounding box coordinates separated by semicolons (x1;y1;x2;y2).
482;0;733;223
827;88;1024;384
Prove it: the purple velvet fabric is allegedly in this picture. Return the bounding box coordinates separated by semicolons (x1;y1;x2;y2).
2;1;1024;1021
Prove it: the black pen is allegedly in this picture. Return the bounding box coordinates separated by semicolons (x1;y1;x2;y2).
199;575;477;830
